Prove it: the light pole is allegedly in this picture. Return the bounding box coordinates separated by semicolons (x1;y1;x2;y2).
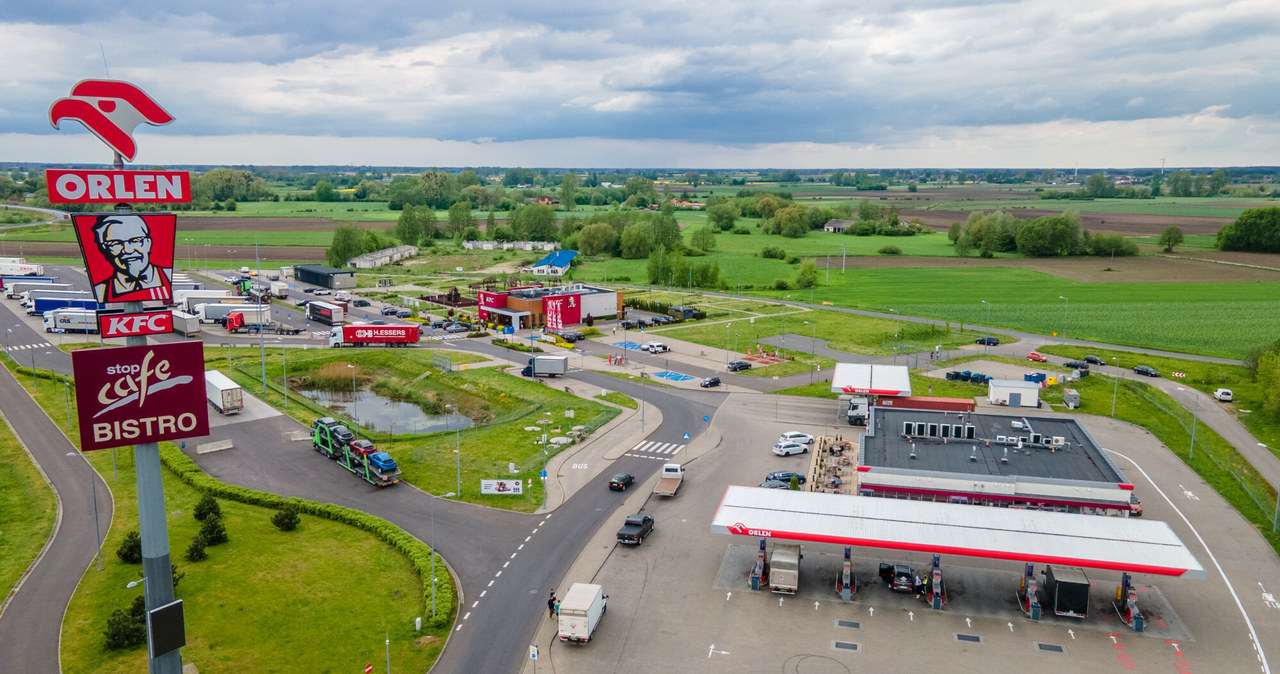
429;491;455;617
63;376;72;428
31;350;38;393
1058;295;1068;341
888;309;900;363
446;404;462;497
980;300;991;351
1111;356;1120;416
1178;387;1199;460
66;452;103;570
347;364;357;427
805;320;816;384
725;323;732;365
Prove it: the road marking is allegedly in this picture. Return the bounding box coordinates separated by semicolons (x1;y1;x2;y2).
471;601;479;608
510;552;517;559
480;591;487;598
524;536;531;542
517;543;525;550
487;580;494;587
495;571;502;578
503;561;509;568
463;612;470;620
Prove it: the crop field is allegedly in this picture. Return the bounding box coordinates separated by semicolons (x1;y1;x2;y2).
917;196;1262;219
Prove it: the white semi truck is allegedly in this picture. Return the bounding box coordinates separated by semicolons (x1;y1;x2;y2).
42;308;98;334
204;370;244;415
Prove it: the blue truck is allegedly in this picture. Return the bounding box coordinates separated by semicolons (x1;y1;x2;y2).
28;296;103;316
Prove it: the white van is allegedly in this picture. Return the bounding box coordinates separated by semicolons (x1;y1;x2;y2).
1214;388;1234;402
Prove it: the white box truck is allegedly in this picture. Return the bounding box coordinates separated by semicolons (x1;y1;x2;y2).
171;311;201;337
769;544;802;594
0;260;44;276
558;583;607;644
204;370;244;415
521;354;569;377
269;281;290;298
43;308;98;334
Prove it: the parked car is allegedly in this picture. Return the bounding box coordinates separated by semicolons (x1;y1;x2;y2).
975;336;1000;346
608;473;635;491
1063;360;1089;370
302;287;317;294
313;289;332;295
616;514;655;545
619;320;640;330
1084;354;1107;365
645;341;670;353
1214;388;1234;402
765;470;807;485
700;376;721;388
381;306;399;316
1134;365;1160;377
727;360;752;372
759;480;791;489
772;441;808;456
879;563;915;593
395;309;413;319
779;431;815;445
368;319;388;325
1129;494;1143;516
352;299;371;307
651;315;675;325
1026;351;1048;362
445;323;470;333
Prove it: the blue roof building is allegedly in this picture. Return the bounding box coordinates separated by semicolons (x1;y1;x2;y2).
529;250;578;276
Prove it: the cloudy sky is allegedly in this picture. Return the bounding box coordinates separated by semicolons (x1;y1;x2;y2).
3;1;1278;169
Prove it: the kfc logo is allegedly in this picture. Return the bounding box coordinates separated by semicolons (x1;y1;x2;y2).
73;213;176;304
48;80;174;162
99;310;173;338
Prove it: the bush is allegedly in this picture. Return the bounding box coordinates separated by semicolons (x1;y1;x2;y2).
466;331;489;338
774;279;791;291
761;245;787;259
878;245;902;255
272;504;301;531
785;255;801;264
185;534;209;562
116;530;142;564
103;596;147;650
731;226;751;235
193;494;221;522
200;516;229;546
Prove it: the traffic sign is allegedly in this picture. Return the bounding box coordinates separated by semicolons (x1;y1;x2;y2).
540;470;548;478
365;664;373;673
703;415;710;422
683;433;690;440
530;645;539;660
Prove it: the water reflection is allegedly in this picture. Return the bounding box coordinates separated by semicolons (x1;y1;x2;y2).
298;388;474;434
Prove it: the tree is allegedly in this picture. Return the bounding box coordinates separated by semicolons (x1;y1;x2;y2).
578;222;618;256
955;235;974;258
393;206;423;246
773;206;809;238
502;167;535;187
650;216;682;251
104;596;147;649
193;494;221;522
313;180;336;202
447;202;474;237
1015;214;1082;257
328;225;366;267
794;260;818;288
757;196;780;221
511;204;558;241
1084;172;1115;198
1217;206;1280;253
185;533;209;562
1158;226;1185;253
690;226;716;252
272;503;301;531
456;170;481;188
200;516;229;545
560;173;578;211
1208;169;1229;196
707;203;739;231
116;530;142;563
948;222;962;244
684;171;699;186
619;223;654;258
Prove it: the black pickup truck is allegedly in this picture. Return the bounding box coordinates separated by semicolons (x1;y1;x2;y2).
616;514;655;545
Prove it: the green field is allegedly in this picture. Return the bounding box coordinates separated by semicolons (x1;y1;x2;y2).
0;409;56;605
919;196;1266;219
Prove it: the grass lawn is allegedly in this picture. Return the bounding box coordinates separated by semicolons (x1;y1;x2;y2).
595;392;638;409
0;401;57;603
4;224;334;247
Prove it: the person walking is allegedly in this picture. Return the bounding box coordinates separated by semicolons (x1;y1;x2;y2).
548;590;557;618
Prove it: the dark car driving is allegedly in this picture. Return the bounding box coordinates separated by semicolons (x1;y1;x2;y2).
975;336;1000;346
608;473;635;491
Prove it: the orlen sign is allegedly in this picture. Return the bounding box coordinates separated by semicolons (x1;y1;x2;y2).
98;309;173;338
45;169;191;204
72;341;209;451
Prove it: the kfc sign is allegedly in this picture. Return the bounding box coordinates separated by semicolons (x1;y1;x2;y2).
72;341;210;451
72;212;176;304
45;169;191;204
98;309;173;338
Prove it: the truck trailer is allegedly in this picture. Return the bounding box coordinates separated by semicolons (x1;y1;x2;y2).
768;544;802;594
42;308;98;334
1043;565;1090;618
224;312;302;335
0;274;56;289
558;583;607;644
204;370;244;415
327;324;419;348
197;302;264;324
171;311;201;337
28;296;102;316
521;354;569;377
652;463;684;496
7;281;72;300
269;281;290;298
22;288;92;305
173;288;235;310
307;301;344;326
0;260;44;276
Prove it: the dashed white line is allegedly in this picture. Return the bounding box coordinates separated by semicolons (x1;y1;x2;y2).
480;591;487;598
503;561;510;568
524;536;531;542
518;544;525;550
487;580;494;587
463;612;471;620
510;552;517;559
495;571;502;578
471;601;478;608
531;528;539;534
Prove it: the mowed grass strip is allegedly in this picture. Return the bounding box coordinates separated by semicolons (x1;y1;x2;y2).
0;410;57;603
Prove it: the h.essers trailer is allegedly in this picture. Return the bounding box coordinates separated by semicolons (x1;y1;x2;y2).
328;324;418;347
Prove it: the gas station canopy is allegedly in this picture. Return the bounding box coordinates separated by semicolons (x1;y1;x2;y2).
711;486;1205;579
830;363;911;396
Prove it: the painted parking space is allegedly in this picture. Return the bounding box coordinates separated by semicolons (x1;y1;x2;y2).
653;371;696;382
612;341;645;350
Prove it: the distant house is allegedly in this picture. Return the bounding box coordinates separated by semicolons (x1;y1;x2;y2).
528;250;578;276
823;219;854;233
347;245;419;269
536;195;557;205
668;198;705;209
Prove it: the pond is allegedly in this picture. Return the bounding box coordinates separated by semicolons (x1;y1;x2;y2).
298;388;474;435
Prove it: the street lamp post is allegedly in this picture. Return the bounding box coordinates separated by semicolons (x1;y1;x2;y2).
805;320;816;384
446;404;462;497
429;491;455;617
1111;357;1120;416
67;452;103;570
980;300;991;351
888;309;900;363
347;364;357;427
1179;387;1199;460
1059;296;1069;341
725;323;731;365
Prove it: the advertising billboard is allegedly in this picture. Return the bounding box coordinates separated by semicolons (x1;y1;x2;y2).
98;308;173;338
46;169;191;204
71;212;177;304
480;479;524;495
72;341;210;451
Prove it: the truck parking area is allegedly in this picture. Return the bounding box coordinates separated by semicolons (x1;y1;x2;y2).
537;395;1280;674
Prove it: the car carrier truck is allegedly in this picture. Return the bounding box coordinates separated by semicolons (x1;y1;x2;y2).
311;417;401;487
558;583;607;644
328;324;418;347
204;370;244;415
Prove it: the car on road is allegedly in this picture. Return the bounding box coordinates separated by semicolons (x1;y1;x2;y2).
772;441;808;456
765;470;806;485
1084;355;1107;365
645;341;670;353
727;360;752;372
381;306;399;315
1134;365;1160;377
616;514;654;545
779;431;815;445
975;336;1000;346
1063;360;1089;370
619;320;640;330
1026;351;1048;362
1214;388;1234;402
352;299;371;307
313;289;332;295
302;287;317;294
368;319;387;325
608;473;635;491
700;376;721;388
445;323;470;333
758;480;791;489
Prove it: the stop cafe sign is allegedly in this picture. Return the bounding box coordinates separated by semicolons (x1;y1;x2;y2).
72;341;209;451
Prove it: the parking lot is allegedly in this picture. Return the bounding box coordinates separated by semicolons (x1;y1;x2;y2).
529;394;1280;673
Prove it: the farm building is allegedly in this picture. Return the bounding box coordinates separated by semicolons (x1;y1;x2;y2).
822;219;854;233
347;245;418;269
462;240;558;252
478;283;621;329
987;379;1042;408
294;263;357;290
526;250;578;276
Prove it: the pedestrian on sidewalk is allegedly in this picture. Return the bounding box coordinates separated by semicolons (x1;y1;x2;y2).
548;591;557;618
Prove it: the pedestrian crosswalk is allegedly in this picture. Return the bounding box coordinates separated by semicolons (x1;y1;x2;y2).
3;342;52;351
625;440;686;460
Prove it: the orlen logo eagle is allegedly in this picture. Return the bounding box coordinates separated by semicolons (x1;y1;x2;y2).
48;80;174;162
726;523;771;537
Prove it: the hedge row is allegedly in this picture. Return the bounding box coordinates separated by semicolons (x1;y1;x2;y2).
159;445;455;627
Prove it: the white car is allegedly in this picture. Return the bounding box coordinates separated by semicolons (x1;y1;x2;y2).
772;442;808;456
645;341;670;353
313;289;332;295
779;431;815;445
1214;388;1234;402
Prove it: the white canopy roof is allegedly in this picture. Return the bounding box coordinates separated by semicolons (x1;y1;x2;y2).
830;363;912;396
711;486;1204;578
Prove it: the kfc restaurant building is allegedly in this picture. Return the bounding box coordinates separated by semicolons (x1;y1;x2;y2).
477;283;622;329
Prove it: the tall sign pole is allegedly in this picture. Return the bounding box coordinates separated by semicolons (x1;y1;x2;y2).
51;79;193;674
